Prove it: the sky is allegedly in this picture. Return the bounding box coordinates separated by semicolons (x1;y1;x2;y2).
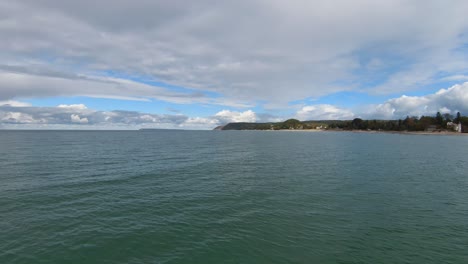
1;0;468;129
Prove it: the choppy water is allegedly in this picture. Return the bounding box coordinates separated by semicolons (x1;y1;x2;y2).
1;130;468;263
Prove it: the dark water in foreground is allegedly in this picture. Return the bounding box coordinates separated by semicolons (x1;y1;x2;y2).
1;130;467;263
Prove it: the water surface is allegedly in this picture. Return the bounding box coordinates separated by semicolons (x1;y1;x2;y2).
1;130;467;263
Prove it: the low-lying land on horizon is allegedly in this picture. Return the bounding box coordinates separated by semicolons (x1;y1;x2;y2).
214;112;468;134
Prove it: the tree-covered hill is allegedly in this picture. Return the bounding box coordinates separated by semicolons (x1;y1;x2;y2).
216;112;468;132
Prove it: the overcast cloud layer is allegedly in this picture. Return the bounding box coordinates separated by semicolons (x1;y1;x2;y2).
1;0;468;128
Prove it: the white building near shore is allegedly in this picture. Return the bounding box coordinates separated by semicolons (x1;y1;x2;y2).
447;122;462;133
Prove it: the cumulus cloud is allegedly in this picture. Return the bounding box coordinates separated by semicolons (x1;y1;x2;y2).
214;110;257;123
0;103;260;129
368;82;468;119
1;0;468;107
296;104;355;120
0;103;180;127
70;114;88;124
294;82;468;120
1;111;37;124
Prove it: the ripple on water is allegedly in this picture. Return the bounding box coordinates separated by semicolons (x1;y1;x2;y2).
1;130;468;263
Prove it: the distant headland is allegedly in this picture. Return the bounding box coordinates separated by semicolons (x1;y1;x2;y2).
214;112;468;134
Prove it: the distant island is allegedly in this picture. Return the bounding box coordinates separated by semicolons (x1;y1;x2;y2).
215;112;468;133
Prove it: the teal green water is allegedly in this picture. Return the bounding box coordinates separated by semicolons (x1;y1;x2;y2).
1;130;467;263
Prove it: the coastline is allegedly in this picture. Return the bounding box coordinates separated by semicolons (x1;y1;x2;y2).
339;130;468;136
231;129;468;136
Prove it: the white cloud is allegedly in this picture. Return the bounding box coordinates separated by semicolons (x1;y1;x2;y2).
58;104;88;110
296;104;355;120
294;82;468;120
0;100;32;107
0;102;259;129
70;114;89;124
368;82;468;119
183;117;220;129
214;110;257;123
1;111;37;123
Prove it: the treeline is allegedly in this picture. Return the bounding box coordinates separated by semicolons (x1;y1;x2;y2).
220;119;331;130
329;112;467;131
218;112;468;132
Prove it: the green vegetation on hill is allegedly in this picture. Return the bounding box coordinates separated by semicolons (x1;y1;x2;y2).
218;112;468;132
221;119;332;130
